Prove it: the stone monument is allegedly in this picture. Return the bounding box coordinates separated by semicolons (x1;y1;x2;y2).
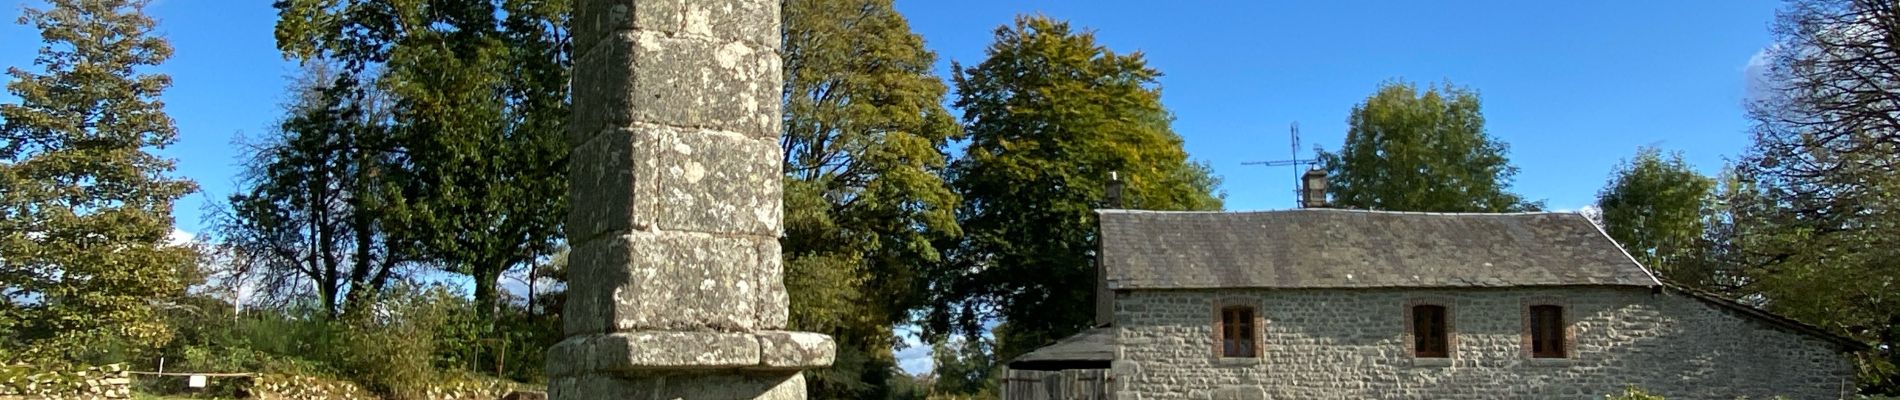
550;0;833;398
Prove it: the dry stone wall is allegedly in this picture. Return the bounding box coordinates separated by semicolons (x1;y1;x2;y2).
248;373;544;400
1112;287;1855;400
0;363;130;400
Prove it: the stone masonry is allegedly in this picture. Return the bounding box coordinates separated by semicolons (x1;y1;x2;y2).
550;0;833;398
1111;287;1855;400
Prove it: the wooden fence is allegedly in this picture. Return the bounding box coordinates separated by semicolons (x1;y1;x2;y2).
1000;368;1110;400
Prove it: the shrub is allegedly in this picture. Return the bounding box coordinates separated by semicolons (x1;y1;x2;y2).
333;284;457;400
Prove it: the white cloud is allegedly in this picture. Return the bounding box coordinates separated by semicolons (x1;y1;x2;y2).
1744;46;1776;103
167;228;194;246
895;345;933;376
893;324;933;376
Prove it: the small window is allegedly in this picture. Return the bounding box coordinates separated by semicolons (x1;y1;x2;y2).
1529;305;1566;358
1219;306;1257;358
1412;305;1449;358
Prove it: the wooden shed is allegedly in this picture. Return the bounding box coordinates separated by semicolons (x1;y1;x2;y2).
1001;327;1114;400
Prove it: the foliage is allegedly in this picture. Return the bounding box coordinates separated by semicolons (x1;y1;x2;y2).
1316;80;1540;212
431;289;561;383
780;0;962;397
1596;147;1719;286
930;334;999;398
270;0;572;322
1741;0;1900;392
333;285;452;399
218;66;407;318
152;284;501;399
932;14;1224;361
883;372;930;400
0;0;197;362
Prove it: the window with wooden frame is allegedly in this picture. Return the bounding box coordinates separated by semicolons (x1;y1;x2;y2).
1411;304;1449;358
1216;305;1259;358
1528;305;1566;358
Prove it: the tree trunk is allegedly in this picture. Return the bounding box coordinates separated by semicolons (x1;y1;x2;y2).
473;264;504;324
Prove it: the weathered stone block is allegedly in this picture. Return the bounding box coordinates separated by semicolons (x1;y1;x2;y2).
567;126;659;242
563;230;773;335
657;129;781;236
571;30;781;144
549;332;762;376
573;0;779;51
568;124;781;240
753;239;788;329
754;331;835;370
550;372;805;400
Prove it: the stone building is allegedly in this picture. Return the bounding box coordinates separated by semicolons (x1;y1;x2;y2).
1005;206;1864;399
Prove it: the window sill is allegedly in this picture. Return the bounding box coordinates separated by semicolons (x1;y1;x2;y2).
1409;357;1453;367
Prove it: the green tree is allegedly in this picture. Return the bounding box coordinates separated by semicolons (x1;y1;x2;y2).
219;65;406;318
780;0;962;396
930;334;999;398
933;15;1223;360
1317;81;1540;212
271;0;571;322
1741;0;1900;391
0;0;197;362
1595;147;1717;285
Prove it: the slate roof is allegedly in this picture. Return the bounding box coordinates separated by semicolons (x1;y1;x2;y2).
1098;209;1660;290
1006;328;1116;371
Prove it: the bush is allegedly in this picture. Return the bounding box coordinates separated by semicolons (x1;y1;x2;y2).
149;284;467;399
333;284;456;399
145;281;562;398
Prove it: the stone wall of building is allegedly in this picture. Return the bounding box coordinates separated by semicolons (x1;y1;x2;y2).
1111;286;1855;400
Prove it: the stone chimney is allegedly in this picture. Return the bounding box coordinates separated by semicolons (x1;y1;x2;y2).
1105;171;1124;209
1301;168;1328;208
550;0;832;398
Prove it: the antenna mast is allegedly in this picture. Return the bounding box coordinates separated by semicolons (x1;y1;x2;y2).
1241;122;1318;207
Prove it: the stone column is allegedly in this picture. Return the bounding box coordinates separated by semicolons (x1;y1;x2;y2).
551;0;833;398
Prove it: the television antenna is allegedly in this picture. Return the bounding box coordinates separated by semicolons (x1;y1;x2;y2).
1242;122;1319;207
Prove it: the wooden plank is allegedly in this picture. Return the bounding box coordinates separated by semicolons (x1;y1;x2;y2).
1001;368;1109;400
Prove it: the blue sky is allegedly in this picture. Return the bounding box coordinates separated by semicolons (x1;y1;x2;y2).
3;0;1783;376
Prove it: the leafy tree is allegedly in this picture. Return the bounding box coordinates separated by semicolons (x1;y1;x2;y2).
1677;167;1766;295
933;15;1223;360
780;0;962;396
1741;0;1900;392
930;334;999;398
1317;81;1540;212
218;65;406;318
1595;147;1717;285
0;0;197;361
271;0;571;322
